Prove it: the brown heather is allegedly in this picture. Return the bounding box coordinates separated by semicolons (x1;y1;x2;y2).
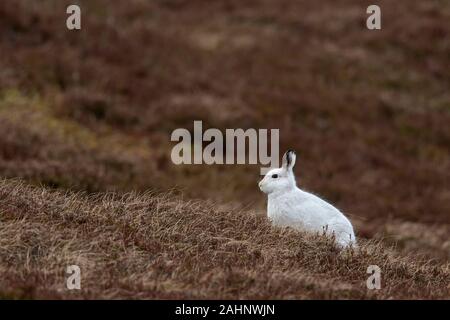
0;0;449;299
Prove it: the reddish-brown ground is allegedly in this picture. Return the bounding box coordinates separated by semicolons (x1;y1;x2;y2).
0;0;448;298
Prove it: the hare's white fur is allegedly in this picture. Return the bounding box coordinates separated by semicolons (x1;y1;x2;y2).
259;150;356;248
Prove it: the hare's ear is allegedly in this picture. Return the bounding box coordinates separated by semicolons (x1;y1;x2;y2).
282;150;296;171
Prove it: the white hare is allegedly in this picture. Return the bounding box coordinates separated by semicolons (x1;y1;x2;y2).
259;150;356;248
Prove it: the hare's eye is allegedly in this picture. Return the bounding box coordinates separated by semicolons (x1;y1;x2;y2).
272;174;278;179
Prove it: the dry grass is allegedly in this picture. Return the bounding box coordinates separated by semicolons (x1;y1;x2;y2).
0;179;448;299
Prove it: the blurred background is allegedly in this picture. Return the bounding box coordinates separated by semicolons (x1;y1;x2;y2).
0;0;449;261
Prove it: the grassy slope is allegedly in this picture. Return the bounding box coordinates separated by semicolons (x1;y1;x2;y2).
0;179;448;299
0;0;449;298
